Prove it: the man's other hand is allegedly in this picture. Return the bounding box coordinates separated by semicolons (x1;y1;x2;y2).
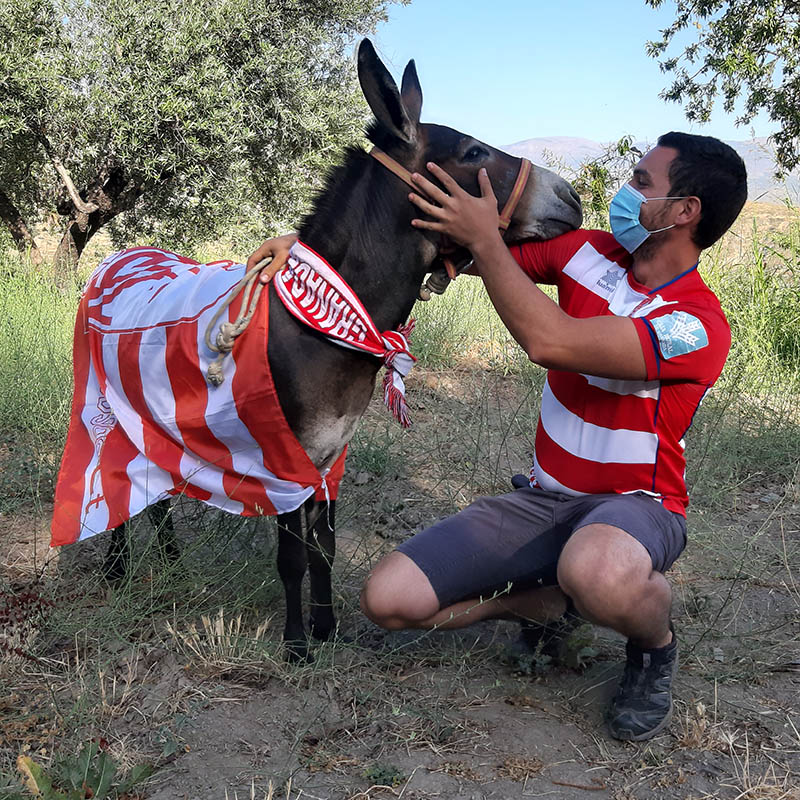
247;232;298;284
409;163;501;253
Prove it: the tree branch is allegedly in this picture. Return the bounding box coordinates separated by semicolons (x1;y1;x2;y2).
51;154;99;214
30;125;99;214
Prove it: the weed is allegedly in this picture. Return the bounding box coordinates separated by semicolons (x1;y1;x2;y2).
16;740;152;799
349;419;400;477
362;762;405;787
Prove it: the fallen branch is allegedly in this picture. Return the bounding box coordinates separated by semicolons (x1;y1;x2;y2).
551;778;607;791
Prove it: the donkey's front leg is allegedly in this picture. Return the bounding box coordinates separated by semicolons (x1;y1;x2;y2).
306;500;336;642
277;509;310;662
147;500;179;564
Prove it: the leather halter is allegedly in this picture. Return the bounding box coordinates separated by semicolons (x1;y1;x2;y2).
369;146;532;278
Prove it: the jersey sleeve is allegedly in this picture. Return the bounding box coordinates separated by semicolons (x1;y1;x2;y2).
509;230;595;284
633;303;731;383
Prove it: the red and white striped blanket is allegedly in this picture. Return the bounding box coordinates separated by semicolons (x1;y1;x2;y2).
51;247;347;546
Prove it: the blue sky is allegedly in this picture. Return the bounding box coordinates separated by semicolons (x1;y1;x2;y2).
374;0;777;148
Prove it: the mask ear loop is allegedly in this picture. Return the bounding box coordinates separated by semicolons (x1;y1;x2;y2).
641;196;688;234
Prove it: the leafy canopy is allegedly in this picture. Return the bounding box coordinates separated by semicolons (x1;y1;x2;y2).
0;0;396;257
646;0;800;172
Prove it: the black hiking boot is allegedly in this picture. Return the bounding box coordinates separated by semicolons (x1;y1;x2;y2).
506;600;594;671
607;629;679;741
515;612;580;658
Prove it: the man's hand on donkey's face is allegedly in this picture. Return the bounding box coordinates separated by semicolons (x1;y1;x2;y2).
409;163;501;252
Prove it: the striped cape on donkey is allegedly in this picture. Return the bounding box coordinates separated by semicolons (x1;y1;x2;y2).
51;39;582;660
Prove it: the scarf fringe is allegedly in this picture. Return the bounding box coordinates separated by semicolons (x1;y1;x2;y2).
383;373;411;428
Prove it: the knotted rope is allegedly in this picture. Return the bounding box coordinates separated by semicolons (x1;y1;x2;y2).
204;256;283;386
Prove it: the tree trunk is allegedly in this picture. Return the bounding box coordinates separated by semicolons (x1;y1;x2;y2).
53;166;143;284
0;188;42;265
53;214;100;280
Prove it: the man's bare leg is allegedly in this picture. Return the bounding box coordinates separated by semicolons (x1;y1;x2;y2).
557;523;673;648
361;524;672;649
360;551;568;630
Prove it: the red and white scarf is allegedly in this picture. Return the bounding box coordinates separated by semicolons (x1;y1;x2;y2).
274;241;417;427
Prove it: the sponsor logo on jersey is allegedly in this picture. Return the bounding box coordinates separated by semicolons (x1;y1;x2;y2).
652;311;709;359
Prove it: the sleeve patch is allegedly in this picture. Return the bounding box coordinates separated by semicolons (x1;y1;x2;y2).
651;311;709;359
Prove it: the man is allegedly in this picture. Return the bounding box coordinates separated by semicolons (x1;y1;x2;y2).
358;132;747;741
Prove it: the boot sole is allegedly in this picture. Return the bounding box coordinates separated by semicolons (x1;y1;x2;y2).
608;698;674;741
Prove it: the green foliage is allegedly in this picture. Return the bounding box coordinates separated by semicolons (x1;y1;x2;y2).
645;0;800;171
0;0;397;261
705;220;800;372
0;0;74;222
684;219;800;504
536;136;642;231
349;421;399;476
362;762;406;787
17;741;152;799
569;135;643;229
0;261;75;442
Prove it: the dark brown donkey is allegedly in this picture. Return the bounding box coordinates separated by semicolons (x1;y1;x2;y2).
102;39;582;660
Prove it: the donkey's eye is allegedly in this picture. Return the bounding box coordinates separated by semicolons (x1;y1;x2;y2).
462;146;488;163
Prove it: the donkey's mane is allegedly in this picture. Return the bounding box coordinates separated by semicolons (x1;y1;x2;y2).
298;120;417;243
298;140;400;242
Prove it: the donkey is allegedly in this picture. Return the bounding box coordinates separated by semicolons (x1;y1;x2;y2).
52;39;582;661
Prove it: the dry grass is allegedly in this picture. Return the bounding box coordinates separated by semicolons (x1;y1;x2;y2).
165;607;276;676
1;203;799;797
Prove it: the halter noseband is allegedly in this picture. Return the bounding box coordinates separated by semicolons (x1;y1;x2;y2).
369;146;532;278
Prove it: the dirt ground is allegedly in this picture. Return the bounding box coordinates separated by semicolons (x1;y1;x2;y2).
1;365;799;800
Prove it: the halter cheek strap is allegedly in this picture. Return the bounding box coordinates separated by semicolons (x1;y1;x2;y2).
498;157;531;231
369;146;532;277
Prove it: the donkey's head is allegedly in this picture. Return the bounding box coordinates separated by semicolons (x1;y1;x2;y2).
358;40;582;252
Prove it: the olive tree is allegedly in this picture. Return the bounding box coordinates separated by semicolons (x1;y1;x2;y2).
646;0;800;172
0;0;396;277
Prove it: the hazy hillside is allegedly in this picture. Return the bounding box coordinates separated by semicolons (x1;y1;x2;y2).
504;136;800;204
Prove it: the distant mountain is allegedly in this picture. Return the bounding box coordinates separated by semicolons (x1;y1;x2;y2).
504;136;799;204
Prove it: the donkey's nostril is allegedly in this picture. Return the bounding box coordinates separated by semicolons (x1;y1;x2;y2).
556;181;582;213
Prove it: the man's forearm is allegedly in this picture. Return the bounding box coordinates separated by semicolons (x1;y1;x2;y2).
471;235;646;379
471;234;568;365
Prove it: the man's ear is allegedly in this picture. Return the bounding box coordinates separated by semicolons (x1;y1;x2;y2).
677;196;702;226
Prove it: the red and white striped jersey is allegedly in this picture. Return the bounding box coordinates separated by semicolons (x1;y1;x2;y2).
510;230;731;516
51;247;346;547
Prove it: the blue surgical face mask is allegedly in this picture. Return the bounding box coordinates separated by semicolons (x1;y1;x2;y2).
609;183;686;253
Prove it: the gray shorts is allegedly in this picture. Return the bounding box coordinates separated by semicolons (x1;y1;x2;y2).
396;487;687;608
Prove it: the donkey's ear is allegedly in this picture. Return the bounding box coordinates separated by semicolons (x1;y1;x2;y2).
357;39;416;144
400;59;423;126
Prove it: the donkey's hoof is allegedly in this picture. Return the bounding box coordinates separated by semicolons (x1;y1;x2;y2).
284;639;313;664
309;616;336;643
102;552;128;582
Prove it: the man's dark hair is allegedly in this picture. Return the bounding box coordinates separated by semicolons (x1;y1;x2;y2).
657;132;748;249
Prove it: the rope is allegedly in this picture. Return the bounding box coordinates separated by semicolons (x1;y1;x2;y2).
204;256;281;386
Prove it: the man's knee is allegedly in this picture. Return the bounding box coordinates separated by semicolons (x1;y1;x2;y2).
360;551;440;630
557;523;654;610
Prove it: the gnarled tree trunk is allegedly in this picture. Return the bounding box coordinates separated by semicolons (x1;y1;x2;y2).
0;188;42;265
53;166;143;283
